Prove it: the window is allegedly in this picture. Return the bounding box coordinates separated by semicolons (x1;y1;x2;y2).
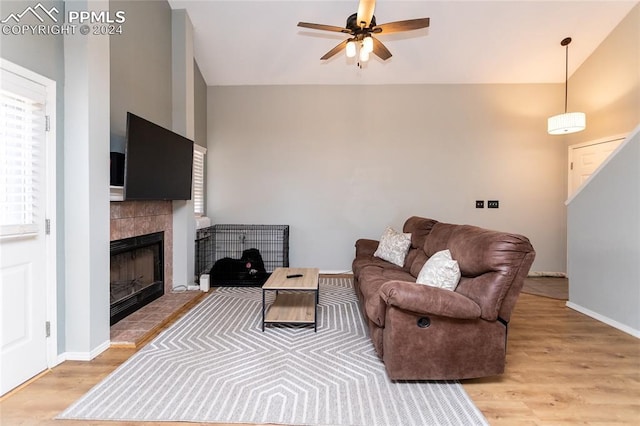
0;68;47;237
192;144;207;216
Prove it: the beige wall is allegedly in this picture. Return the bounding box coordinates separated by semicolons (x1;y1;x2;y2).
206;5;639;274
110;0;173;138
194;60;207;149
207;83;566;272
564;3;640;146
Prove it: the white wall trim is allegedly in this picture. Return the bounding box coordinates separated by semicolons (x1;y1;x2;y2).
527;271;567;278
62;339;110;362
320;270;353;275
566;301;640;339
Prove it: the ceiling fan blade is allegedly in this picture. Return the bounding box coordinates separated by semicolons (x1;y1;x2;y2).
356;0;376;28
321;39;349;60
373;18;430;34
372;37;392;61
297;22;351;34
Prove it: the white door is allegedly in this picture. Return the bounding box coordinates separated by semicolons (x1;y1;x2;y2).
568;136;625;197
0;64;54;396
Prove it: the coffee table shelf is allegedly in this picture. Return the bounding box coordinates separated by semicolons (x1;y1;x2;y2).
265;293;316;323
262;267;319;332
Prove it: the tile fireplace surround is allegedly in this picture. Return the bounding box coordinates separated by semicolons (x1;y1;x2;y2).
110;200;173;292
109;200;207;346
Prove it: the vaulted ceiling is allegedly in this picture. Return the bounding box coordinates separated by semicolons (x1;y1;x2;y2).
167;1;638;86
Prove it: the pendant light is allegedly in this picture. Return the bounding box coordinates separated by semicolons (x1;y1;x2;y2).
547;37;586;135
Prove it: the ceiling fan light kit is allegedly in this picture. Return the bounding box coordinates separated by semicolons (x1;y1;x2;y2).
359;48;370;63
346;40;357;58
297;0;430;66
547;37;586;135
362;36;374;53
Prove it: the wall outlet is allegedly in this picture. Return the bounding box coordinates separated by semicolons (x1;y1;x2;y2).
488;200;499;208
475;200;484;208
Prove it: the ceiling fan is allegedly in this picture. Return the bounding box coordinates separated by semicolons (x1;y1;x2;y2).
297;0;430;64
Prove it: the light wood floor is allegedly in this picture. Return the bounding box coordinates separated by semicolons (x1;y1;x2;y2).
1;291;638;425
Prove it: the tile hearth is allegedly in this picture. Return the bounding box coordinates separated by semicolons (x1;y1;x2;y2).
110;290;206;347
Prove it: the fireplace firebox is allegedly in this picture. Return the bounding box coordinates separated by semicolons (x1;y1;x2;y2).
110;231;164;325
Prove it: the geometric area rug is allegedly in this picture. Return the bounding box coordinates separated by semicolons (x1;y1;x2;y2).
58;277;488;426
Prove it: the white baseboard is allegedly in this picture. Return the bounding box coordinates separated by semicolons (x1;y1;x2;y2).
62;339;111;361
527;271;567;278
55;353;67;365
320;270;353;275
566;301;640;338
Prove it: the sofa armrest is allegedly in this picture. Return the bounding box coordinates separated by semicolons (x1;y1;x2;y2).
379;280;481;320
355;238;379;258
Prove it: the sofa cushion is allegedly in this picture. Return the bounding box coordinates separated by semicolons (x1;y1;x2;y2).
409;250;428;277
358;268;415;327
416;249;461;291
354;238;379;258
425;222;534;321
423;222;457;257
403;248;420;272
379;280;481;319
356;273;387;327
403;216;438;249
373;227;411;267
381;268;414;282
353;254;404;279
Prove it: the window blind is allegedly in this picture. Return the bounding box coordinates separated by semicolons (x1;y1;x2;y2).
192;144;207;216
0;69;46;237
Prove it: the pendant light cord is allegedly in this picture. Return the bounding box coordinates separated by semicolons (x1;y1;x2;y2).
561;37;572;114
564;42;568;114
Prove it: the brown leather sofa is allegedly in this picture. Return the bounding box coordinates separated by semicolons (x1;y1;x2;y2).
352;216;535;380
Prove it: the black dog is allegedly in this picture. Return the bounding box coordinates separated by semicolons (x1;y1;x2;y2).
210;248;267;282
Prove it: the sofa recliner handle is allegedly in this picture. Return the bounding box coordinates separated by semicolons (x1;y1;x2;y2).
417;317;431;328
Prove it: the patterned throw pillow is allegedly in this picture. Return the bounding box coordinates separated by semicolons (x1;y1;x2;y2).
416;249;461;291
373;227;412;267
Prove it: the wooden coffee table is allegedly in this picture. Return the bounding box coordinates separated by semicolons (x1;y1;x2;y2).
262;267;320;332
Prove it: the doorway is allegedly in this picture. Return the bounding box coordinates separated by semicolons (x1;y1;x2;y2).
568;135;626;198
0;59;57;396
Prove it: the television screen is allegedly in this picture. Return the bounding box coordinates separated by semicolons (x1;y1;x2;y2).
124;112;194;200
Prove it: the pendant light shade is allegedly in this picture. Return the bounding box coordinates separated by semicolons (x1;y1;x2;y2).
548;37;586;135
548;112;586;135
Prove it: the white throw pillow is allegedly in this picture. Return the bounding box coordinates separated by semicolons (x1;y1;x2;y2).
373;227;412;267
416;249;461;291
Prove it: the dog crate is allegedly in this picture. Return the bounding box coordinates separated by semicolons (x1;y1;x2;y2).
195;224;289;287
195;225;216;283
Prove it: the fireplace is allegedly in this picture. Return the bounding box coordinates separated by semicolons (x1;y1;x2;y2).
110;231;164;325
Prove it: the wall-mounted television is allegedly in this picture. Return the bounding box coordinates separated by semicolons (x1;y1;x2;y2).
123;112;194;200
